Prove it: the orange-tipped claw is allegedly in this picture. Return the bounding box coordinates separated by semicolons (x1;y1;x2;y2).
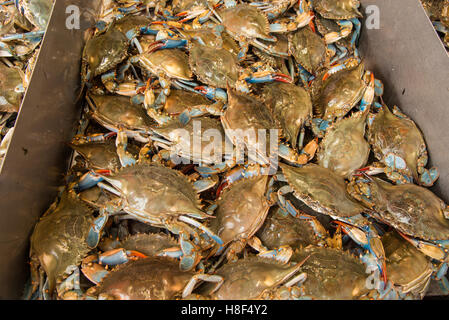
96;169;111;176
274;73;292;83
128;250;148;259
216;181;228;199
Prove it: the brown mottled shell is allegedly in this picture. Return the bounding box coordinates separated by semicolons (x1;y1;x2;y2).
102;164;205;221
94;257;195;300
261;82;312;147
163;89;211;115
382;231;432;296
209;175;270;246
222;87;278;160
257;206;324;249
189;43;239;88
279;163;366;221
121;233;178;257
0;63;23;112
292;246;370;299
367;105;427;182
89;94;154;131
317;111;370;178
111;14;152;35
30;192;93;294
348;177;449;241
138;49;193;81
313;62;366;121
288;26;328;74
221;4;271;40
313;0;363;20
201;255;302;300
152;116;226;164
83;29;129;77
69;140;121;171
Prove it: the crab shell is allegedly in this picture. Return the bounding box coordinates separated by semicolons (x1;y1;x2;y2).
69;140;121;171
288;26;329;75
209;175;270;250
222;87;278;164
120;233;178;257
0;62;24;112
221;4;272;41
138;48;193;81
347;176;449;242
163;89;211;115
367;105;428;184
313;0;363;20
200;255;303;300
189;43;239;89
101;163;207;222
88;94;154;134
313;62;367;121
79;185;118;210
279;163;366;223
261;82;312;147
257;206;326;249
83;29;129;77
91;257;196;300
180;27;240;57
382;231;432;298
29;191;93;294
152;116;228;165
19;0;54;30
111;14;152;35
317;110;370;178
291;246;371;299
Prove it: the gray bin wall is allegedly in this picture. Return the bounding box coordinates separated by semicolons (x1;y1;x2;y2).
0;0;447;299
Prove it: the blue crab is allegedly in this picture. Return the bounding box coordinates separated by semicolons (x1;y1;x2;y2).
86;257;223;300
27;191;94;299
276;163;387;280
347;175;449;264
86;163;223;272
311;0;362;45
364;103;439;187
382;231;433;299
290;246;395;299
316;75;374;178
221;86;314;167
207;174;272;263
191;255;310;300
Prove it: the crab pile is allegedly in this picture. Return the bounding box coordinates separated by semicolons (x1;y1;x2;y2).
0;0;54;168
25;0;449;300
421;0;449;50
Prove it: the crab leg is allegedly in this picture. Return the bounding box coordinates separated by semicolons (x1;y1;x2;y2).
182;274;224;298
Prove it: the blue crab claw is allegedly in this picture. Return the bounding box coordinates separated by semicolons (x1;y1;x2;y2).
99;248;147;265
87;214;109;249
74;171;106;192
374;78;384;96
194;85;227;102
384;153;408;170
1;30;45;41
179;216;224;248
192;176;219;193
258;246;293;264
334;221;387;284
179;238;201;271
178;101;224;125
433;263;449;295
245;72;292;84
146;39;188;53
311;118;330;137
398;231;449;262
323;20;353;44
419;167;439;187
158;247;183;259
